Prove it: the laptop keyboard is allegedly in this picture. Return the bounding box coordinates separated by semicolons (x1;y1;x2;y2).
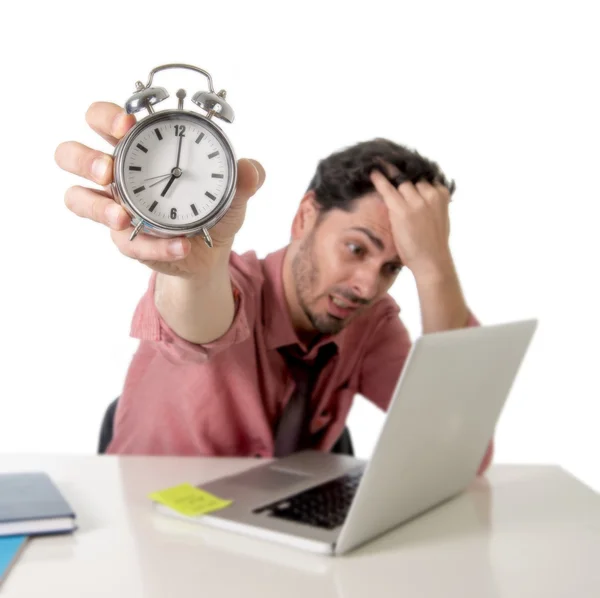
253;470;364;530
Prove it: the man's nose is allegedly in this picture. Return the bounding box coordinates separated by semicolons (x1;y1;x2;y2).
349;265;380;302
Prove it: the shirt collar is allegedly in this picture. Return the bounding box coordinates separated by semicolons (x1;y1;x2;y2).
262;246;347;356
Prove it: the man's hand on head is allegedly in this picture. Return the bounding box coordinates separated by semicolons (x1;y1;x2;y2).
369;161;454;284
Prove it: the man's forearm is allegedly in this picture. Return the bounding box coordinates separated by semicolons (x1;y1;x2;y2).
154;244;235;345
414;253;470;334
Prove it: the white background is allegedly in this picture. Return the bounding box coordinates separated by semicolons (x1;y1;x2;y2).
0;1;598;492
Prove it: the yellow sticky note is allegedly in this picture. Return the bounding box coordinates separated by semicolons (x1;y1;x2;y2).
149;483;232;517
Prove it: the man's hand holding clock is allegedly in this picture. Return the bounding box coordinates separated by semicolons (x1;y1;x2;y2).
54;101;265;277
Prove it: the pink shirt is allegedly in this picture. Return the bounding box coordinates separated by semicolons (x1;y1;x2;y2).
107;246;493;471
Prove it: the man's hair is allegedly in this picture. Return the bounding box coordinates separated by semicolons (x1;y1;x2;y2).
306;137;456;214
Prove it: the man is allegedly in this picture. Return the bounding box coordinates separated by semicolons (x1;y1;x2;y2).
55;102;494;474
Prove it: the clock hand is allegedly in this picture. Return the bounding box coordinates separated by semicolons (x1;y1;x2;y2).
149;166;184;191
144;173;174;182
158;134;185;198
175;131;184;169
148;174;173;188
161;175;176;197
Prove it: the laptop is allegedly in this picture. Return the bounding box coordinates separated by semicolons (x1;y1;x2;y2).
154;319;538;556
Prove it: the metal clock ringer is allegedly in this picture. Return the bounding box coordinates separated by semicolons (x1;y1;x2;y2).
111;63;238;248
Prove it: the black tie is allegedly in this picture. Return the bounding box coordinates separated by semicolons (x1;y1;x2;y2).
273;342;337;457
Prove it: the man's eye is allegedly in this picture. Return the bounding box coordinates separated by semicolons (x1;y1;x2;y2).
386;264;403;276
347;243;365;256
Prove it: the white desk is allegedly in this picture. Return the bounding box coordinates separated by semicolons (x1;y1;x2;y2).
0;456;598;597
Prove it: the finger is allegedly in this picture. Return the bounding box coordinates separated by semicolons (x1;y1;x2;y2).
64;185;130;230
85;101;136;147
369;169;407;213
248;159;266;189
230;158;264;208
416;180;451;204
110;228;191;262
55;141;114;186
434;182;452;203
372;159;410;189
416;180;440;203
395;180;425;206
102;183;115;199
373;158;398;180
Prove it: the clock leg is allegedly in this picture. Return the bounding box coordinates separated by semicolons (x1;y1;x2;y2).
129;220;145;241
201;228;213;248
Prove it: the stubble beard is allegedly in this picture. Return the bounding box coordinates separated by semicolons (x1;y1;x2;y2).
291;232;346;336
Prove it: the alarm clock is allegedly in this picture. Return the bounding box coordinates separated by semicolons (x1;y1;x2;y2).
111;63;238;248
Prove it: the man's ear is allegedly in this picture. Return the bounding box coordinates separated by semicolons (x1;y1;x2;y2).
291;191;320;241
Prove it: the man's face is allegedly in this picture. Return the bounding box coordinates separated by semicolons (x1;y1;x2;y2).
291;192;403;335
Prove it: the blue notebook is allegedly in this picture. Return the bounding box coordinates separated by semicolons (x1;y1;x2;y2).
0;472;77;537
0;535;27;587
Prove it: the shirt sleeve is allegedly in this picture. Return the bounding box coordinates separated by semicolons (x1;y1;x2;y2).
129;254;254;364
358;310;413;411
477;438;495;476
466;310;480;327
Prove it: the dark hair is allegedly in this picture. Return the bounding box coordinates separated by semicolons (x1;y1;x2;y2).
306;137;456;214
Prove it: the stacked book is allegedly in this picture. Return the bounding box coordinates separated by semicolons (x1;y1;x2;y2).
0;472;76;586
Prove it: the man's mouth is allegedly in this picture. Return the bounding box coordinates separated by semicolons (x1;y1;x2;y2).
331;296;357;309
327;295;360;319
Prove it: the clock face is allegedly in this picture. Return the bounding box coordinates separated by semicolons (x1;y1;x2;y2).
119;113;234;228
